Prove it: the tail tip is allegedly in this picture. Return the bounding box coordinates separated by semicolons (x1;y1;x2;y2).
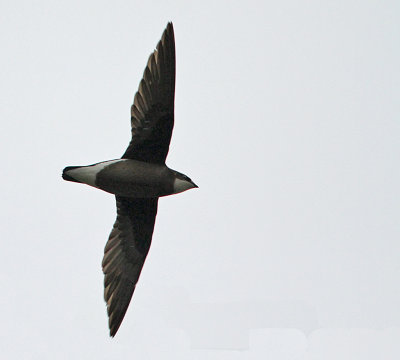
62;166;80;182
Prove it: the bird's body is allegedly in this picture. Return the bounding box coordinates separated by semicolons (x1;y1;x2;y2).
62;23;197;336
63;159;194;198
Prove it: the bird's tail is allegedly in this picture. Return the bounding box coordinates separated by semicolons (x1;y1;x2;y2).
62;166;82;183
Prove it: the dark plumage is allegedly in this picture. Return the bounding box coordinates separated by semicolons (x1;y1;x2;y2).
103;197;158;336
122;22;175;164
62;23;197;337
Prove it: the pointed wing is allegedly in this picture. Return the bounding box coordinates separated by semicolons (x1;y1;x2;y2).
122;22;175;164
102;196;158;336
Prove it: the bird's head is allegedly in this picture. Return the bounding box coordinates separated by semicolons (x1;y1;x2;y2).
172;171;198;194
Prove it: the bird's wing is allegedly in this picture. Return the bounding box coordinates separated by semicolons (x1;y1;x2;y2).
102;196;158;336
122;22;175;164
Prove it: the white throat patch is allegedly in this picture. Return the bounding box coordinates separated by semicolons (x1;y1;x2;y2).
173;178;194;194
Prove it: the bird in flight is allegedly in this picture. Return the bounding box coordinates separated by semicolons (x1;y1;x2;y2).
62;23;197;337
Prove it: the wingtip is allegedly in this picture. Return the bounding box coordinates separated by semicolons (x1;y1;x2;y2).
108;318;121;337
166;22;174;34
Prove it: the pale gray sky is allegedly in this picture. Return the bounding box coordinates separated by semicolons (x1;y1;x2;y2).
1;0;399;359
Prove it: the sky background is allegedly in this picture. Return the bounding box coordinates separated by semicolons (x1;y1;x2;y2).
1;0;399;358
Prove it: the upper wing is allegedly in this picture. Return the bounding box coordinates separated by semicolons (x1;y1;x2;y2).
122;22;175;164
102;196;158;337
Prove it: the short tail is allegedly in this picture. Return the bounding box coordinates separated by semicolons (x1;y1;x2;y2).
62;166;81;183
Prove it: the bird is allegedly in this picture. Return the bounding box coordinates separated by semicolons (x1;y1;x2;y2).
62;22;197;337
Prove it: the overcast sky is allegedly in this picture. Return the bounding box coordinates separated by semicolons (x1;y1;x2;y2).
1;0;399;359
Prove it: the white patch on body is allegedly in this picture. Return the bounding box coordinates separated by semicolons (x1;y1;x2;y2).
66;159;127;186
173;178;194;194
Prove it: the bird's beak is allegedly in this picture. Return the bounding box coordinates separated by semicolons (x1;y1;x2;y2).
191;181;199;188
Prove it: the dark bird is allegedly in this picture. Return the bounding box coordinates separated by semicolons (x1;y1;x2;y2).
62;23;197;337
